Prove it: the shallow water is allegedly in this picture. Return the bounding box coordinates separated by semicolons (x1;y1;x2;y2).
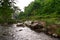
0;24;59;40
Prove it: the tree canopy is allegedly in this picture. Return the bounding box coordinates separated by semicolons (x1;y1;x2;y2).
0;0;16;23
18;0;60;24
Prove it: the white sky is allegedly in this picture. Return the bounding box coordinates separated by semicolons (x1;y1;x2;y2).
14;0;34;11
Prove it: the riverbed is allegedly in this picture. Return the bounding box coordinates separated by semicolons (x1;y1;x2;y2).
0;24;59;40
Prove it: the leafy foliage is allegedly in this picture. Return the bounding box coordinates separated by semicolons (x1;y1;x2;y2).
18;0;60;24
0;0;15;23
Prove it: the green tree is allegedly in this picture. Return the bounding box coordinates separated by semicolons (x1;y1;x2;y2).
0;0;15;23
18;0;60;21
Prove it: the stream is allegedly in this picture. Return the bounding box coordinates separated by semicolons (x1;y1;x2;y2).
0;24;59;40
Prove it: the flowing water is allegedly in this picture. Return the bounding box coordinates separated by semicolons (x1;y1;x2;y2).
0;24;59;40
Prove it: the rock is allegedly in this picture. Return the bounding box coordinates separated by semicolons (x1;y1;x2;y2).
16;23;24;27
30;21;46;30
2;32;10;36
24;21;32;27
2;33;7;36
52;33;58;38
35;29;42;32
12;34;15;38
57;34;60;38
1;23;8;26
45;24;60;38
41;28;47;32
47;31;53;35
19;29;23;31
31;23;40;29
38;21;46;27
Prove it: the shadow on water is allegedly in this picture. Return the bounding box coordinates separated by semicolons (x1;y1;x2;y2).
0;24;59;40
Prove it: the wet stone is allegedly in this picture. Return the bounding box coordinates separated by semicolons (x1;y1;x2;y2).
19;29;23;31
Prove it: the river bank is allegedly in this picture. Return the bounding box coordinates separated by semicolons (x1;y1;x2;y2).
16;20;60;38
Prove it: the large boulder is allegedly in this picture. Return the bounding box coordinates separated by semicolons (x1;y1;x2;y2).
30;21;46;31
31;22;40;29
24;20;47;32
